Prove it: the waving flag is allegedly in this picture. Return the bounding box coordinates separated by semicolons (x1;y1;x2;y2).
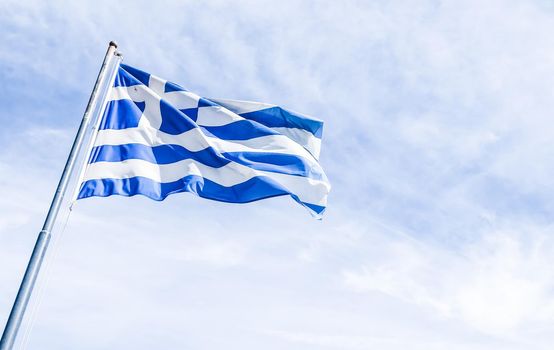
76;64;330;217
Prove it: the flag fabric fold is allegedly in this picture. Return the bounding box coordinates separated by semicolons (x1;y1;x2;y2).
76;64;330;217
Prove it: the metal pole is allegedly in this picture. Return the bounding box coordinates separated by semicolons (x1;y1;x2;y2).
0;41;120;350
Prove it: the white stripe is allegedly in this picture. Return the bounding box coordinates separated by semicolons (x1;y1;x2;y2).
110;85;201;110
163;91;200;110
196;106;243;126
110;85;148;101
272;127;321;159
94;124;319;164
148;74;167;96
83;159;329;206
208;98;275;114
96;125;207;150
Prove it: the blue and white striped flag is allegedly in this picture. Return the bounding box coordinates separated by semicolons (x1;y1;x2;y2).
76;64;330;217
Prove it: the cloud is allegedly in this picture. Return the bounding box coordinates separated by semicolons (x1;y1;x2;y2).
2;0;554;349
343;223;554;337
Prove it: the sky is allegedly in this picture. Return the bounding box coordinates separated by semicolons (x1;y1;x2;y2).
1;0;554;349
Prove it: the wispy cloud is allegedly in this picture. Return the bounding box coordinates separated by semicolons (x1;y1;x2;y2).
2;0;554;349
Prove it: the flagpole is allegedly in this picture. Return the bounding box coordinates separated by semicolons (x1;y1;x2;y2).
0;41;120;350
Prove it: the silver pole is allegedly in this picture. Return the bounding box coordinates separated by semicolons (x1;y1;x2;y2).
0;41;120;350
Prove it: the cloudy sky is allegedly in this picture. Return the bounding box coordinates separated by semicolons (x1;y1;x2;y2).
2;0;554;349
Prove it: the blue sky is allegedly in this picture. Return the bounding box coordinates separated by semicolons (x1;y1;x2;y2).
2;0;554;349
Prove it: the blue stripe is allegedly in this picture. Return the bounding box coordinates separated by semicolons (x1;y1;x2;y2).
180;108;198;122
99;99;145;130
164;81;187;93
222;152;323;179
159;99;198;135
119;64;150;86
198;98;217;107
238;106;323;138
90;144;229;167
77;176;324;216
201;119;278;140
88;144;324;179
112;66;144;87
303;202;326;215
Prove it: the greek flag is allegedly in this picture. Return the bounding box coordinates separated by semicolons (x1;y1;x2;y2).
76;64;330;217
